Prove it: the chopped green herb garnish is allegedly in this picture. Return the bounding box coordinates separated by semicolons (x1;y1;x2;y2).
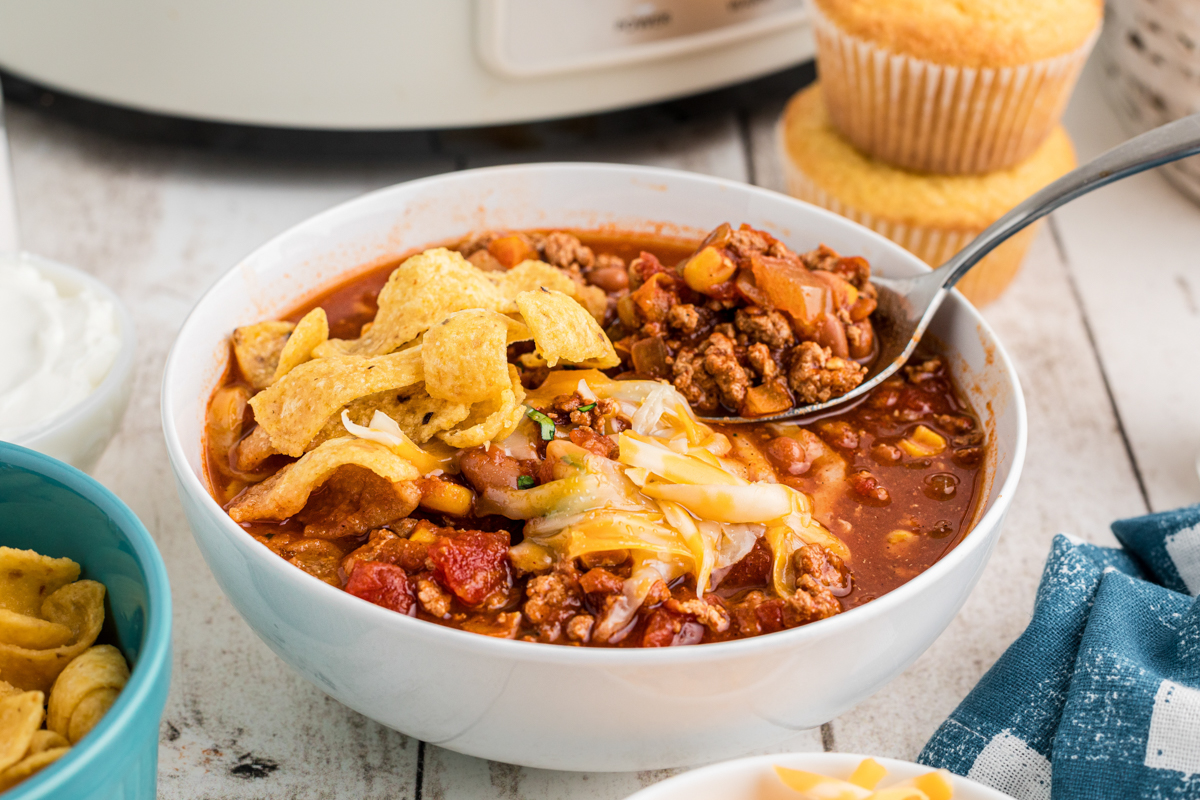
525;407;556;440
517;475;536;490
577;402;596;413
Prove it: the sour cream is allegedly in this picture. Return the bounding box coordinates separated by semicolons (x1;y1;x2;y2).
0;255;120;439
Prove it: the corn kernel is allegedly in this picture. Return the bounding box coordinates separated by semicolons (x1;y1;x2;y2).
887;530;915;545
682;246;736;293
897;425;947;458
418;481;475;517
844;283;859;308
410;526;438;544
508;541;553;574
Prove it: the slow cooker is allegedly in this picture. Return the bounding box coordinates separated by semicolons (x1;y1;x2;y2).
0;0;814;130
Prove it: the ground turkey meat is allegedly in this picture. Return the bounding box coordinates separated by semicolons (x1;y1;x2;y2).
671;347;721;412
784;578;842;626
745;342;778;381
735;307;794;349
542;231;595;272
522;570;583;642
702;332;751;409
565;614;595;643
417;577;453;618
666;303;702;334
728;227;791;261
794;544;851;596
787;342;866;404
666;597;731;633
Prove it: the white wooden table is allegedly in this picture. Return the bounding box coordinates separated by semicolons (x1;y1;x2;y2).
6;55;1198;799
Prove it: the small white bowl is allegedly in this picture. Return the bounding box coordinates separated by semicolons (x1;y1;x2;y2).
6;252;137;473
161;163;1027;771
625;753;1012;800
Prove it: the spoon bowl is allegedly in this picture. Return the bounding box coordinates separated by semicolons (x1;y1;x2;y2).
703;111;1200;423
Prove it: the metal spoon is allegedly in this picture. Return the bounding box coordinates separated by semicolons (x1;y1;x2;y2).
705;112;1200;423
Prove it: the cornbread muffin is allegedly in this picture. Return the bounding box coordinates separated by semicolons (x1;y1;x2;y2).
780;84;1077;305
812;0;1099;174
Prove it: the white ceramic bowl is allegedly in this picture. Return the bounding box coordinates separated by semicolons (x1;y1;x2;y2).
625;753;1011;800
161;164;1027;772
8;252;137;474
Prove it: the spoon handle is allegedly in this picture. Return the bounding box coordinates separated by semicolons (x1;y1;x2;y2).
938;112;1200;290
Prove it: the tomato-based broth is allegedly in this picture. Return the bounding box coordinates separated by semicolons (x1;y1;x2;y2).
206;226;986;647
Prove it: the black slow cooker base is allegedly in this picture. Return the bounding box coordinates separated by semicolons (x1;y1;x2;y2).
0;63;815;160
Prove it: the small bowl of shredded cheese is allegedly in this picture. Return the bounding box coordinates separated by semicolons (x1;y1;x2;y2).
624;753;1012;800
0;252;136;473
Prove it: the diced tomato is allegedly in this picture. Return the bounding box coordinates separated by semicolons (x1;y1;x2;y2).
720;538;772;590
630;272;677;323
428;531;511;606
642;608;704;647
754;599;785;634
568;427;617;459
345;561;415;615
630;251;669;283
579;568;625;596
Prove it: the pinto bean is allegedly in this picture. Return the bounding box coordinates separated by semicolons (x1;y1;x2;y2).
587;264;629;293
459;446;523;492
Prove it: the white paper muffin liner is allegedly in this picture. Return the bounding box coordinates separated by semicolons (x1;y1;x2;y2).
781;148;1039;306
811;3;1098;174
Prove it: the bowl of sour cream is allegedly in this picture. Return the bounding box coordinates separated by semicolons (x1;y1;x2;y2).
0;252;136;473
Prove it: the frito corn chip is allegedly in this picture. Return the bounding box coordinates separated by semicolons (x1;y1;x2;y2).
0;748;69;792
576;283;609;323
314;389;471;447
0;547;80;617
849;758;888;789
0;581;106;693
490;260;580;299
68;686;121;744
233;320;295;390
423;309;531;405
516;289;619;368
317;249;512;357
228;437;421;522
0;609;73;650
0;680;17;699
273;307;328;382
28;730;69;754
773;765;871;800
437;366;527;449
232;425;277;472
0;691;44;771
249;348;424;457
491;261;608;322
48;644;129;740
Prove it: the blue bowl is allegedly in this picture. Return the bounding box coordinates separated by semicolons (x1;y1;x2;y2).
0;442;171;800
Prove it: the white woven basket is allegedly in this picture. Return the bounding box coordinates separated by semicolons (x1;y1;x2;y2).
1098;0;1200;205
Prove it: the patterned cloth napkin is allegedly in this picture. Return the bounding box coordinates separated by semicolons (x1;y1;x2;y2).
918;505;1200;799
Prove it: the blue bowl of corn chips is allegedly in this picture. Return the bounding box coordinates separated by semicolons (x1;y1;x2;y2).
0;442;171;800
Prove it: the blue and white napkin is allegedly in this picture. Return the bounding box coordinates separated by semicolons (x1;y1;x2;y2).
918;505;1200;799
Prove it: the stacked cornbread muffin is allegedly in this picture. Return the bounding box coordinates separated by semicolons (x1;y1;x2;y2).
781;0;1101;305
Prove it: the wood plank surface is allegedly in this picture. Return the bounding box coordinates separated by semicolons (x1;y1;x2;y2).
2;51;1180;800
1056;63;1200;513
8;106;454;799
740;81;1150;759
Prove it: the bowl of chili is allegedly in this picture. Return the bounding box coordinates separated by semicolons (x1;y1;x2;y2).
161;163;1026;771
